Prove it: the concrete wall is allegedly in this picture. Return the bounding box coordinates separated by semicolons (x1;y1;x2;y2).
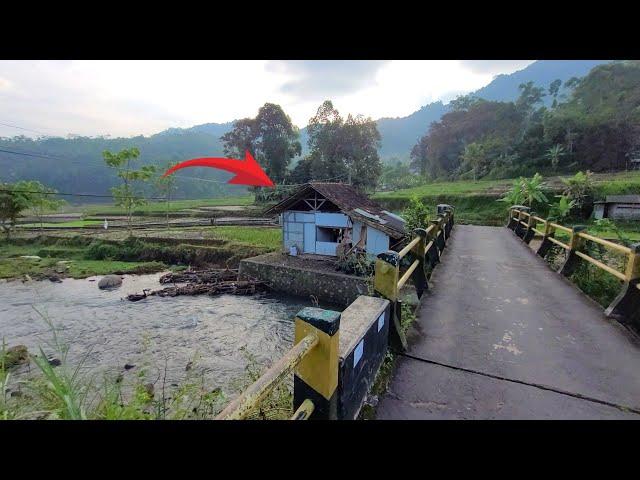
239;256;371;307
609;204;640;220
337;296;390;420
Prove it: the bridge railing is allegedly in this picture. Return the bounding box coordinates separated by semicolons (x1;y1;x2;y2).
374;204;455;351
216;203;454;420
507;205;640;327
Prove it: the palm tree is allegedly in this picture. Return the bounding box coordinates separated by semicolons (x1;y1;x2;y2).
546;144;566;171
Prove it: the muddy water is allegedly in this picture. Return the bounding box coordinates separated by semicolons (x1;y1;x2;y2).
0;273;319;394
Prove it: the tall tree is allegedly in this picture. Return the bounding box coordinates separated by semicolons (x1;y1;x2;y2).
154;161;179;230
0;183;33;239
15;180;66;230
221;103;301;185
302;101;382;190
103;147;155;234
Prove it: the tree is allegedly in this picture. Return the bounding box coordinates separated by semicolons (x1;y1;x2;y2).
0;183;33;239
221;103;301;186
520;173;548;207
548;79;562;108
516;81;546;112
300;101;383;190
402;195;431;232
102;147;155;235
498;178;525;208
546;144;566;171
14;180;66;231
155;161;179;230
561;170;594;210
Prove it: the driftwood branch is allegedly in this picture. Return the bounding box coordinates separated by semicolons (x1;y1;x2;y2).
126;268;265;302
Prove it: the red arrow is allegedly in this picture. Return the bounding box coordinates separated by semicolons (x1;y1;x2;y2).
162;150;274;187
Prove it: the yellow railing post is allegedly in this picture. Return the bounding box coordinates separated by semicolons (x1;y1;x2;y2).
536;218;555;258
558;225;586;277
293;307;341;420
605;243;640;328
523;211;537;244
409;228;428;298
374;250;406;352
425;223;440;268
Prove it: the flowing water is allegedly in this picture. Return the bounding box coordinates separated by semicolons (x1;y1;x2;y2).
0;273;320;395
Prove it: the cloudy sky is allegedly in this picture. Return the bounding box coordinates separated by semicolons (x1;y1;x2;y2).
0;60;534;138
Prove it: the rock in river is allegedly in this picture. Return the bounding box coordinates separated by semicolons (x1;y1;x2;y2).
5;345;29;368
98;275;123;290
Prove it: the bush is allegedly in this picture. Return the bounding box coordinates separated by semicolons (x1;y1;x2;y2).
336;251;375;277
85;241;121;260
402;195;432;232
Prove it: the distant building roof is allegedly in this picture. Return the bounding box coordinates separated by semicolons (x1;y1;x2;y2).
594;195;640;204
265;182;406;239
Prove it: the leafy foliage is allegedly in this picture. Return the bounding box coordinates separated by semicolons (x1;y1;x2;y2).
548;195;576;221
292;101;382;190
411;61;640;181
520;173;548;207
402;195;432;232
14;180;66;230
562;170;594;208
103;147;155;233
0;183;32;239
221;103;301;185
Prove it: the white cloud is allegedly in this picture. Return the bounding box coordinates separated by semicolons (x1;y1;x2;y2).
458;60;535;75
0;60;537;138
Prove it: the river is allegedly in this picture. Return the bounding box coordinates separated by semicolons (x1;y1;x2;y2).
0;273;319;396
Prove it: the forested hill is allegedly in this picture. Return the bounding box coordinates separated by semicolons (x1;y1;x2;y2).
375;60;607;159
174;60;607;159
0;130;243;201
0;60;609;199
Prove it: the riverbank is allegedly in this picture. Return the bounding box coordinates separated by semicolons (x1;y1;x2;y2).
0;226;282;281
0;268;316;420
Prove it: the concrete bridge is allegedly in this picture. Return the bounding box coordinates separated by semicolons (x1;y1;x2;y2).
377;224;640;419
216;206;640;420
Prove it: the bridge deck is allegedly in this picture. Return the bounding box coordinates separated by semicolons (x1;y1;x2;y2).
377;225;640;419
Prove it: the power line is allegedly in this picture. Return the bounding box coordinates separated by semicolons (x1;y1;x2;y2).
0;188;190;201
0;121;52;137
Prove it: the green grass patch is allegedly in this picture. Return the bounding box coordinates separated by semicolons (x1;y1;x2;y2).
374;171;640;226
62;195;255;216
18;220;103;228
0;239;167;280
208;226;282;250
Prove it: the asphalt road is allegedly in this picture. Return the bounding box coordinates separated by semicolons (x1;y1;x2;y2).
377;225;640;419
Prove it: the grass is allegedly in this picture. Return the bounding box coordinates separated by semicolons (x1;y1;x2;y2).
208;226;282;250
0;240;166;280
18;220;103;228
373;170;640;226
1;310;294;420
0;224;281;280
62;195;255;216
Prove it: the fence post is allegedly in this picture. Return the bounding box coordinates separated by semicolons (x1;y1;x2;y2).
507;206;518;230
605;243;640;327
433;217;446;252
437;204;454;236
426;222;440;268
293;307;341;420
558;225;586;277
410;228;428;298
523;211;537;244
536;219;555;258
374;251;407;352
514;206;530;239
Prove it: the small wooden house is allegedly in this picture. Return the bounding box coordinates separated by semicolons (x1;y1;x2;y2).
593;195;640;220
265;182;406;257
